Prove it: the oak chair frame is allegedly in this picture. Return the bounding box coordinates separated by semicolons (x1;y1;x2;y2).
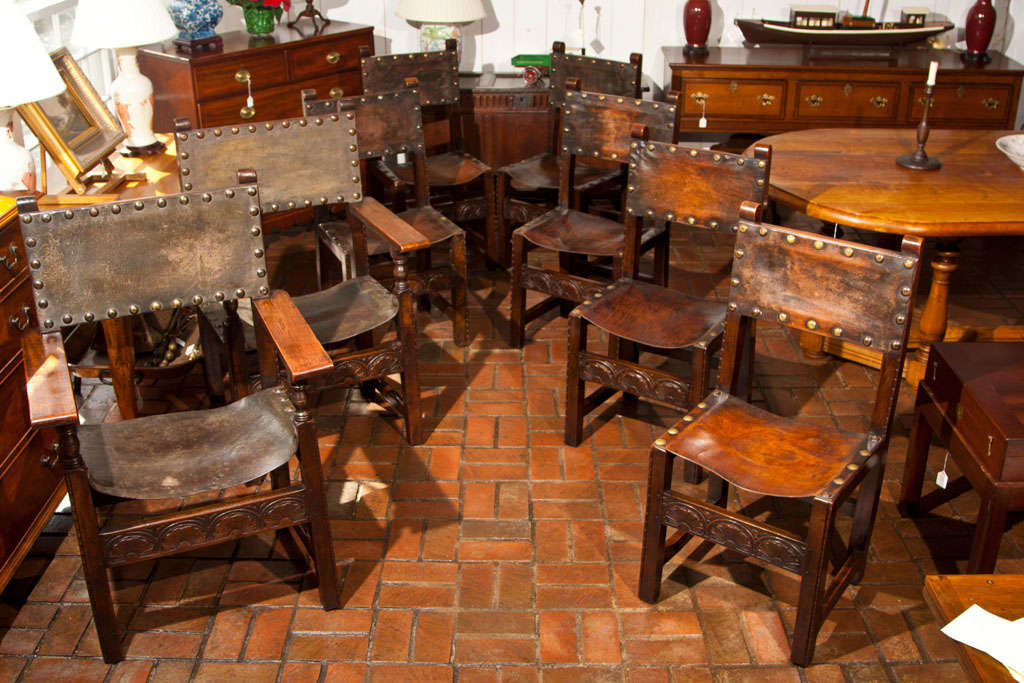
16;175;339;664
508;87;677;348
174;107;432;444
301;85;469;347
565;134;771;456
490;41;645;266
638;202;923;666
359;40;493;242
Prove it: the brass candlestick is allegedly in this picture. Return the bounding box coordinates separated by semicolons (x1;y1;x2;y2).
897;82;941;171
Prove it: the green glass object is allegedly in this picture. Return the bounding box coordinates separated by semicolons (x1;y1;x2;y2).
511;54;552;68
243;6;275;34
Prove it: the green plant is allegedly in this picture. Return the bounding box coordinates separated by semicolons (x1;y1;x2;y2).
227;0;291;22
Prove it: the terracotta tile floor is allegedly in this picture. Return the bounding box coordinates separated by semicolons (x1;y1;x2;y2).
2;212;1024;682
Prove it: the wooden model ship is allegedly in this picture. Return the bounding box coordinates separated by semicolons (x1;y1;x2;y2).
735;2;953;47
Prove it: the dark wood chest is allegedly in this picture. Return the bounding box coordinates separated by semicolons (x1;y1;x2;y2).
0;204;64;593
138;22;374;132
926;342;1024;481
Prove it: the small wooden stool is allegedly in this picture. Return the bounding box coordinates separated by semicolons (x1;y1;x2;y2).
899;342;1024;574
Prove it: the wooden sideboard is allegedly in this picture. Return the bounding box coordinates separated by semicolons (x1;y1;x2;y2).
664;47;1024;133
139;22;374;131
0;200;64;594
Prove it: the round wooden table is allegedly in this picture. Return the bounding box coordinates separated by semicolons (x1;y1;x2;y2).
752;128;1024;383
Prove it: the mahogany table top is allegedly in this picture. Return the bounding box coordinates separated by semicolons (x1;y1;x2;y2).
753;128;1024;237
924;574;1024;682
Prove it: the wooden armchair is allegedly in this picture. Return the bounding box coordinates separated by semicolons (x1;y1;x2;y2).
16;174;339;664
359;42;492;237
490;42;644;266
509;88;676;348
638;201;923;666
175;107;429;444
565;135;771;455
301;86;469;347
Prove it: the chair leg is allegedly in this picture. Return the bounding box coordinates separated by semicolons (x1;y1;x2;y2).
493;171;512;268
483;171;503;267
898;393;933;518
616;336;639;415
395;253;423;445
791;499;836;667
848;459;886;585
62;444;123;662
565;312;588;446
509;233;527;348
450;234;470;347
638;446;674;603
683;347;711;485
416;250;432;312
291;385;341;610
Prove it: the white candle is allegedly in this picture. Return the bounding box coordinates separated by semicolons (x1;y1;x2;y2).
927;60;939;86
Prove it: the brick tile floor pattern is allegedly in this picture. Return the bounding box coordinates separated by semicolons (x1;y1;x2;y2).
2;213;1023;682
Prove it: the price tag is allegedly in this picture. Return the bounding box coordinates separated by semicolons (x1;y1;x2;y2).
935;451;950;489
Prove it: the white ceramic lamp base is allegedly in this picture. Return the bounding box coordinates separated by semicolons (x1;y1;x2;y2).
111;49;165;157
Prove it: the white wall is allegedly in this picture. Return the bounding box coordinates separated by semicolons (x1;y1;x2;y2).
224;1;1021;105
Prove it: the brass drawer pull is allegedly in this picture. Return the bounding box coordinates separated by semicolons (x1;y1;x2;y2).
982;97;1000;111
240;105;256;119
234;69;251;83
326;51;341;65
329;86;345;99
8;304;31;331
0;243;18;272
689;91;709;105
805;94;823;107
870;96;888;109
758;93;776;107
41;442;59;469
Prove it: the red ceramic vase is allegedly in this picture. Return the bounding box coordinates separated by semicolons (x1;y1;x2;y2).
964;0;996;63
683;0;711;56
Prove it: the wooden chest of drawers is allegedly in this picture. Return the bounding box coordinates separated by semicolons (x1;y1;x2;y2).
0;203;64;593
139;22;374;131
664;47;1024;133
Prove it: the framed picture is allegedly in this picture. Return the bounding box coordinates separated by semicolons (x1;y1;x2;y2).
16;47;124;194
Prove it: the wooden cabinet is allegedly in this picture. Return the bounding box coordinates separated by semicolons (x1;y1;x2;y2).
664;47;1023;133
457;76;552;169
138;23;374;131
0;204;64;593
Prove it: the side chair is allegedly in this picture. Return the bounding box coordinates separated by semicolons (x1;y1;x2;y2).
638;201;923;666
17;173;339;663
565;135;771;461
175;107;430;444
490;42;645;266
359;41;492;238
301;85;469;347
509;87;677;348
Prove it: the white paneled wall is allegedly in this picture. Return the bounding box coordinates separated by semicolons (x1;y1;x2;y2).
221;1;1022;95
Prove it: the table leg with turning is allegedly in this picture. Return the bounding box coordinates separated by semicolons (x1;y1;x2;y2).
914;243;959;377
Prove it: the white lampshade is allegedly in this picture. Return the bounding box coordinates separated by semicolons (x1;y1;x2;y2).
396;0;485;23
71;0;177;50
0;1;66;107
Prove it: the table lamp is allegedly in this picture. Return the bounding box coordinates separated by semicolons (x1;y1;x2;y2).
0;1;67;192
71;0;177;157
395;0;486;55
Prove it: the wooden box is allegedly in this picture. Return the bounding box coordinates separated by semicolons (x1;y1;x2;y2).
927;342;1024;481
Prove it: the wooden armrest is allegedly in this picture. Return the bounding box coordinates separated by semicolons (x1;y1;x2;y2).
252;291;333;383
22;331;79;428
348;197;431;254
